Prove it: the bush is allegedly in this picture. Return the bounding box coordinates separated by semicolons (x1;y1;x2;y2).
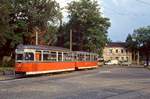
1;59;15;67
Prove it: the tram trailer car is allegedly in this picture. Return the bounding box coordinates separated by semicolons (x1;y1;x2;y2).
15;45;98;75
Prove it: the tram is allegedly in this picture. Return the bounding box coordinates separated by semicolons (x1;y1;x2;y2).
15;45;98;75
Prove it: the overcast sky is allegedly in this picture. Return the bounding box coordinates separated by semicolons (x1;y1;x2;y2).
56;0;150;42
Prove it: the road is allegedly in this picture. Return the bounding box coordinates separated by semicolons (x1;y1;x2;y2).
0;66;150;99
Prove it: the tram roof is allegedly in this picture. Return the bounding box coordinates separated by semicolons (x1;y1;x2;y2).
16;45;70;51
74;51;98;55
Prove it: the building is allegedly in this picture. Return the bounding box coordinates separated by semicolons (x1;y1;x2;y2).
103;42;132;63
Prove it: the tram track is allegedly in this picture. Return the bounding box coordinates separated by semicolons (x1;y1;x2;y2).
0;68;99;82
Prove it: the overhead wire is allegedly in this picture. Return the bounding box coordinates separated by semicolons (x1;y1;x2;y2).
135;0;150;6
103;6;142;17
102;1;149;17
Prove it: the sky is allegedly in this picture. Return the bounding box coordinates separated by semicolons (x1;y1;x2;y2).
56;0;150;42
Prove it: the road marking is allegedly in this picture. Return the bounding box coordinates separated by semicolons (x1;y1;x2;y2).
99;71;111;73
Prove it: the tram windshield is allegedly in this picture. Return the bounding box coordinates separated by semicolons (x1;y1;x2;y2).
16;52;34;62
16;53;23;61
24;52;34;61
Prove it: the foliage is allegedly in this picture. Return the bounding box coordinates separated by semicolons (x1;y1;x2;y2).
45;25;59;45
0;0;111;66
0;67;13;74
126;34;138;51
0;0;61;45
57;0;110;55
133;26;150;66
0;0;61;65
126;26;150;66
10;0;61;44
133;26;150;47
126;34;138;63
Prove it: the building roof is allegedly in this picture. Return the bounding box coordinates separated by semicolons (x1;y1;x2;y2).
106;42;126;48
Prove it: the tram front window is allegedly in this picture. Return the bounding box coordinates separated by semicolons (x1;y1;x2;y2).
16;53;23;61
25;52;34;61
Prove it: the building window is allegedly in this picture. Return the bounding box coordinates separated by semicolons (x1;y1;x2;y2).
126;50;128;53
110;57;113;60
121;57;124;61
109;49;113;53
116;57;119;60
116;49;118;53
126;57;129;61
121;49;124;53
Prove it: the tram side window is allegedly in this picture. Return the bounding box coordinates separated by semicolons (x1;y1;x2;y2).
91;55;94;61
83;54;86;61
16;53;23;61
77;54;80;61
64;53;69;61
71;53;75;61
68;53;73;61
43;51;57;61
50;52;57;61
94;55;97;61
86;54;90;61
64;53;72;61
78;54;81;61
58;52;62;61
81;54;84;61
79;54;84;61
25;52;34;61
43;51;49;61
74;54;78;61
43;54;48;61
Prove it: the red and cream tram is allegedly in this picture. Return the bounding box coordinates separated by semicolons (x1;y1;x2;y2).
15;45;98;75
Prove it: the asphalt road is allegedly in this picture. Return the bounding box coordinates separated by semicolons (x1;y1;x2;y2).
0;66;150;99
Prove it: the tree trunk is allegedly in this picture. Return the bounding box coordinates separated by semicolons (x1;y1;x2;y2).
146;53;149;67
133;51;136;64
137;51;140;65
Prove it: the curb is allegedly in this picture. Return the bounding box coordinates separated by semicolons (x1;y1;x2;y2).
146;66;150;70
0;76;15;81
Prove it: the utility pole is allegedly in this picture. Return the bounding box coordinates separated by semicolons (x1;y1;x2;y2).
35;27;39;45
36;31;38;45
70;29;72;51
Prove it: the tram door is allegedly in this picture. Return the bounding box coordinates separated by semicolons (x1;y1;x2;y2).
35;51;42;61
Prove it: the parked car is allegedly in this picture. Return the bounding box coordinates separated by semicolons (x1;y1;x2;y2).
105;60;119;65
105;61;113;65
121;61;131;66
144;61;150;66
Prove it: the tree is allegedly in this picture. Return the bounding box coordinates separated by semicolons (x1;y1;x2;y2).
45;25;59;45
0;0;61;45
10;0;61;45
0;0;19;63
126;34;138;63
0;0;61;65
132;26;150;66
58;0;110;55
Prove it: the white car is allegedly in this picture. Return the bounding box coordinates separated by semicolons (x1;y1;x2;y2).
105;61;113;65
121;61;131;66
144;61;150;66
105;60;119;65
